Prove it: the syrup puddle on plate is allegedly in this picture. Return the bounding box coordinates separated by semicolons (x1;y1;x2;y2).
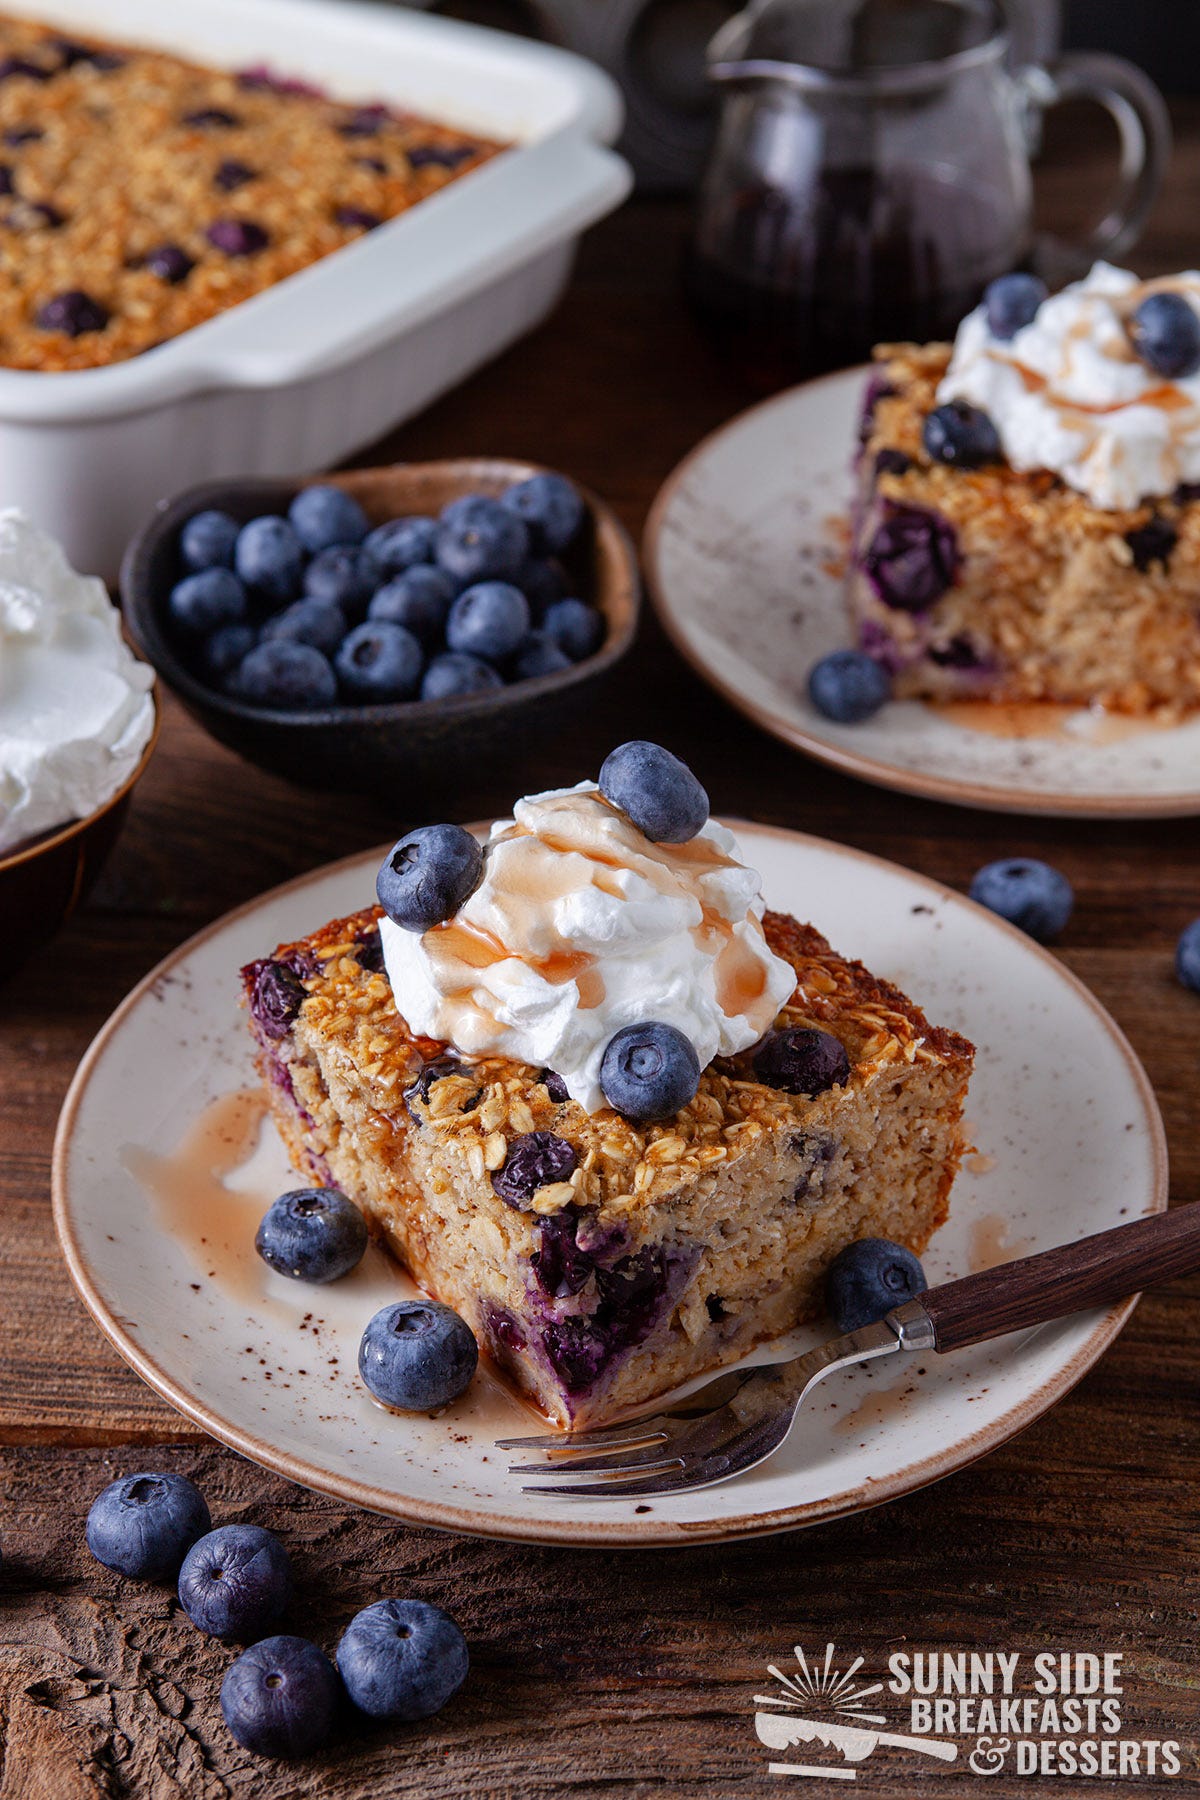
969;1213;1033;1273
928;700;1181;745
834;1373;919;1437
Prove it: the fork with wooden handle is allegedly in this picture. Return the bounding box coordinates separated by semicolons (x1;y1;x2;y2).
498;1202;1199;1499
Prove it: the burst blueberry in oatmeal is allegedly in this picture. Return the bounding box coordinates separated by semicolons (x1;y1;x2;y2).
837;263;1200;717
0;15;503;371
242;748;972;1429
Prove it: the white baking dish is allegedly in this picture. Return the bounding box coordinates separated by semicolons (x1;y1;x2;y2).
0;0;632;576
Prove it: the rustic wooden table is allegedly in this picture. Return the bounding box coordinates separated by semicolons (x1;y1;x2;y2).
4;106;1200;1800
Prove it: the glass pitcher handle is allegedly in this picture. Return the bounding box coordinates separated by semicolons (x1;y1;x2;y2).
1017;52;1171;275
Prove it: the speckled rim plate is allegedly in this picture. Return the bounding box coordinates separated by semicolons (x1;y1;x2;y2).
52;826;1166;1547
645;368;1200;818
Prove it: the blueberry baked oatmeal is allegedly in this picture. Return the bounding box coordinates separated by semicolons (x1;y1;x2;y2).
242;745;972;1430
849;263;1200;714
0;14;503;371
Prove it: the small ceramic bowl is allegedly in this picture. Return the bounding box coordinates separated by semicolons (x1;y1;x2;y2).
120;460;640;797
0;692;160;968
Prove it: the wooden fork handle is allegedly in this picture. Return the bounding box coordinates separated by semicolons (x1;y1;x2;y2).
913;1201;1200;1354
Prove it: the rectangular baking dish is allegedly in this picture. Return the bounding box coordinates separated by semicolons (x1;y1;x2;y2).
0;0;632;577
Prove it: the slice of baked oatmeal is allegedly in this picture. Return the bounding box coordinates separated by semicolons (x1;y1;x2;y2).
242;906;972;1430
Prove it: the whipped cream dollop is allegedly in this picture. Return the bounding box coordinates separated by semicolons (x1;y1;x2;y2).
938;262;1200;510
381;782;797;1113
0;510;155;856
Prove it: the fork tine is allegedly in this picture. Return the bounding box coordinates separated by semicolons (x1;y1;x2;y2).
524;1467;698;1499
508;1449;684;1477
494;1423;670;1453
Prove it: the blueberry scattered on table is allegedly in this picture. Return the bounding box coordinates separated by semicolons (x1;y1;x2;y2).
599;1022;701;1121
181;508;239;571
502;472;585;554
1176;919;1200;992
808;649;891;723
358;1301;478;1411
255;1186;368;1284
968;858;1074;942
436;494;528;585
376;822;483;931
984;271;1047;340
235;515;303;602
1128;291;1200;380
221;1636;341;1759
169;567;247;635
753;1027;850;1096
334;619;423;701
598;741;709;843
263;598;347;658
178;1523;292;1640
491;1131;578;1207
35;288;107;335
542;597;604;662
288;483;369;554
337;1598;469;1721
86;1472;211;1582
825;1237;927;1334
923;400;1002;468
420;651;503;701
235;639;337;708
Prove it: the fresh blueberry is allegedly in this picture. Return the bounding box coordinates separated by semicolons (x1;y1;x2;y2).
420;652;504;702
262;598;346;658
542;598;604;662
206;218;269;256
445;582;530;662
145;243;194;284
235;640;337;709
86;1472;211;1582
362;515;438;581
514;556;567;618
303;545;372;618
825;1237;927;1333
491;1131;578;1208
808;650;891;723
862;502;960;612
512;632;572;680
983;271;1047;340
35;288;107;335
969;857;1073;942
337;1599;468;1722
288;483;370;554
334;621;424;701
221;1636;341;1759
168;567;246;635
753;1027;850;1096
201;622;256;682
436;495;528;585
598;741;709;844
1176;918;1200;992
358;1301;478;1411
235;515;304;604
376;823;483;931
923;400;1002;468
368;566;454;640
599;1022;701;1121
1128;291;1200;379
255;1186;368;1283
501;473;585;554
181;508;239;571
178;1524;291;1640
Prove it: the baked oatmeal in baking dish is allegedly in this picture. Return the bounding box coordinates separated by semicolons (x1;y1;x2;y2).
241;746;973;1429
0;13;504;371
850;264;1200;715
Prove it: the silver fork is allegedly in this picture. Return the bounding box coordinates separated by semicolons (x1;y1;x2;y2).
498;1201;1200;1498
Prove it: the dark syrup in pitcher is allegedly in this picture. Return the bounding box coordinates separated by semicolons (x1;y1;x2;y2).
686;163;1027;389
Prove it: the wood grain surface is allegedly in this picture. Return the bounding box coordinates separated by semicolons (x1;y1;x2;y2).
4;103;1200;1798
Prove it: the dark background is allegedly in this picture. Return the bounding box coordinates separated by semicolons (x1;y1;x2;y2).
1066;1;1200;91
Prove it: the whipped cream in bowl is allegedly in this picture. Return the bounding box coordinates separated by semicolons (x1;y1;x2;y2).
381;781;796;1113
0;509;156;859
938;261;1200;510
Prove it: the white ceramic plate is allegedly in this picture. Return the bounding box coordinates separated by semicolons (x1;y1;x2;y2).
53;828;1166;1546
646;369;1200;818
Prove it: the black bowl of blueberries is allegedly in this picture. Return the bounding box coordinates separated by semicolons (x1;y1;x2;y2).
120;459;639;796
